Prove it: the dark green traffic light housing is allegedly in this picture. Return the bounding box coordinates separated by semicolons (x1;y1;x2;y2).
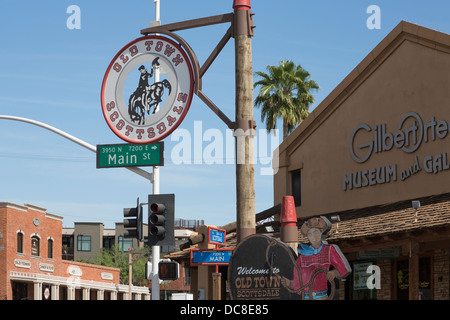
148;194;174;246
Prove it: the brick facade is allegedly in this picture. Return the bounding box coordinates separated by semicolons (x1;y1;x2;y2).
434;248;449;300
0;202;149;300
376;259;392;300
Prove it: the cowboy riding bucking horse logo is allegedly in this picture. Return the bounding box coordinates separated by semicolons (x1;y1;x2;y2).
128;58;172;125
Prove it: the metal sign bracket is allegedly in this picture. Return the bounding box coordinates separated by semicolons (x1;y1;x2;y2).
140;11;255;132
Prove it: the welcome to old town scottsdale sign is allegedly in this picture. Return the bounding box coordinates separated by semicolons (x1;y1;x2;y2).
228;234;301;300
101;35;194;144
343;111;450;191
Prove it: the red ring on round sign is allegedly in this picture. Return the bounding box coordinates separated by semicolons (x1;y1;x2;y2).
101;35;194;144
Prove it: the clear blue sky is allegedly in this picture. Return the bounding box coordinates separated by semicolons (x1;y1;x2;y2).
1;0;449;229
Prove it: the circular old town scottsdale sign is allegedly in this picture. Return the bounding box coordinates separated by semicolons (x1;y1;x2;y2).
101;35;194;144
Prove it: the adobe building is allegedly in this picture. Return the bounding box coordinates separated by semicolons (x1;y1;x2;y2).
274;21;450;300
0;202;150;300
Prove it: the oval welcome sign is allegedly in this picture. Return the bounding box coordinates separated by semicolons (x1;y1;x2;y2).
101;35;194;144
228;234;301;300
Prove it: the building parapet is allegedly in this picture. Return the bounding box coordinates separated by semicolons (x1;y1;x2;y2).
9;271;149;294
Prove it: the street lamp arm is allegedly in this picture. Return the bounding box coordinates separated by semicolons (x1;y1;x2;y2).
1;115;96;151
0;115;153;181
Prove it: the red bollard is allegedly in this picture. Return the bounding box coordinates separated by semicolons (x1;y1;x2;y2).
280;196;298;244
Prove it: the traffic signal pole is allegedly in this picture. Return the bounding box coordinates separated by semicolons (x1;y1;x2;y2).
151;0;161;301
151;177;160;301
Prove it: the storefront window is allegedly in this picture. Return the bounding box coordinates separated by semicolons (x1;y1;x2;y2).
396;259;409;300
419;257;431;300
395;257;432;300
77;235;91;251
291;169;301;206
12;282;28;300
345;261;377;300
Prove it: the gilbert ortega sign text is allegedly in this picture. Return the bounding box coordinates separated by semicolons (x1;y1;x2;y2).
101;35;194;144
344;111;450;191
96;142;163;168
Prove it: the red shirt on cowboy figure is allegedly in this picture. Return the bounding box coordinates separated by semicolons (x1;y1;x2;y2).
292;216;351;300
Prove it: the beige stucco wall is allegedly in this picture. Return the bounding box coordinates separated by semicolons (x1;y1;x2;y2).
274;22;450;218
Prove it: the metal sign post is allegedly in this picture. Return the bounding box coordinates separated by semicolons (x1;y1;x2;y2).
151;0;161;301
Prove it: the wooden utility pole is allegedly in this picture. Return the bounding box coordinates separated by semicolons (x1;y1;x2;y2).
233;0;256;243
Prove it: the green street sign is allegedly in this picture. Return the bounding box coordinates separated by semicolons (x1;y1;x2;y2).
96;142;164;168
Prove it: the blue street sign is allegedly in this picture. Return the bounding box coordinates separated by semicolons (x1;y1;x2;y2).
209;228;225;245
191;250;233;265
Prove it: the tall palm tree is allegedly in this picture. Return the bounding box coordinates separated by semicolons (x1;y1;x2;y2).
254;60;319;140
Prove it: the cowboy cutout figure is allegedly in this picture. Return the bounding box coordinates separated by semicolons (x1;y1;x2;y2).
289;216;351;300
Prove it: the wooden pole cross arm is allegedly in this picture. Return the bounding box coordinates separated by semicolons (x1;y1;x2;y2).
141;13;234;35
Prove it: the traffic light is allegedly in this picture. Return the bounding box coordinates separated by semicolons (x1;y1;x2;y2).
123;198;143;241
158;261;179;281
148;193;174;246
